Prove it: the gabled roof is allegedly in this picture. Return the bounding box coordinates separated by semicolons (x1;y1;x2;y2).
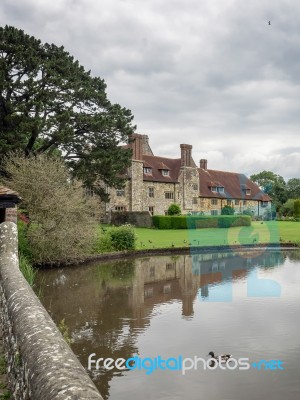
0;186;21;203
142;155;182;183
198;169;271;201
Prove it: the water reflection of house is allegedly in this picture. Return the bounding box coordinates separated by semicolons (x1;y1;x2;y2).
127;255;201;321
127;250;284;323
38;250;285;400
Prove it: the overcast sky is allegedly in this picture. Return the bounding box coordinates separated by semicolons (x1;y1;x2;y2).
1;0;300;180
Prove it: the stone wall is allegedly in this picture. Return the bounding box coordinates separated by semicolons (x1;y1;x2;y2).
142;181;179;215
199;198;271;217
0;222;103;400
178;166;199;212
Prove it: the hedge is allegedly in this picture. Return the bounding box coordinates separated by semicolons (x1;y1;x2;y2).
152;215;251;229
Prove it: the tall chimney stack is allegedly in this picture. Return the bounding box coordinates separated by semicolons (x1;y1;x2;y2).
180;144;193;167
128;134;144;160
200;159;207;170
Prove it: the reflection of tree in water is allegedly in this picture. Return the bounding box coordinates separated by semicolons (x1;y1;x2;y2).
95;260;135;286
283;249;300;262
72;261;139;400
255;251;285;270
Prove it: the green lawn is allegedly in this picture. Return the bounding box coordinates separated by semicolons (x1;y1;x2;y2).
133;221;300;250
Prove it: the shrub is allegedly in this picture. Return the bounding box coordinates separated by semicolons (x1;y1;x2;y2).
109;224;136;251
94;234;113;253
294;199;300;219
17;220;33;261
167;203;181;215
221;205;235;215
242;208;254;216
2;154;98;264
152;215;251;229
19;254;37;287
280;199;295;217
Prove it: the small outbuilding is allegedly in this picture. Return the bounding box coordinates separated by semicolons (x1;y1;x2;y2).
0;186;21;224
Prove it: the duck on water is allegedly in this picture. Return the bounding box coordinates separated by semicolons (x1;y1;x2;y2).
207;352;232;364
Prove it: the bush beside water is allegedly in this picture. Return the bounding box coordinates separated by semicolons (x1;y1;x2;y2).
98;224;137;252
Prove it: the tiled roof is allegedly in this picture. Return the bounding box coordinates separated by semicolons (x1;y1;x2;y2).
198;169;271;201
0;186;21;202
142;155;182;183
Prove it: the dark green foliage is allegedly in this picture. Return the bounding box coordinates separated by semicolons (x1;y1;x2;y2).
286;178;300;199
17;220;33;261
294;199;300;219
152;215;251;229
167;203;181;215
0;25;135;199
250;170;287;210
280;199;295;217
109;224;136;251
221;205;235;215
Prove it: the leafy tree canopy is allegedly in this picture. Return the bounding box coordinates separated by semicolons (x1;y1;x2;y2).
0;25;135;199
250;170;287;210
286;178;300;199
250;170;286;193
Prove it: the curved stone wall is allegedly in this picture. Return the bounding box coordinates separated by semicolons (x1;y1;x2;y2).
0;222;103;400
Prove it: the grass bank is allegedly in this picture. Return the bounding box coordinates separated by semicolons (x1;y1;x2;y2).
132;221;300;250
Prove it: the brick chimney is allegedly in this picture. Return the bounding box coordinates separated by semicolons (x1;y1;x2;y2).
128;133;153;160
180;144;193;167
200;159;207;170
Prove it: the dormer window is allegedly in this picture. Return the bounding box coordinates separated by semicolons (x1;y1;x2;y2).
143;167;152;174
241;184;251;196
162;169;170;176
210;185;224;193
242;188;251;196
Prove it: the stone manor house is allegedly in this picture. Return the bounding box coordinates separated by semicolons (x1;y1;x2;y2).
104;134;271;217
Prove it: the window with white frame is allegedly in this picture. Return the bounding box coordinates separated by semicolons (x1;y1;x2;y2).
143;167;152;174
162;169;170;176
210;185;224;193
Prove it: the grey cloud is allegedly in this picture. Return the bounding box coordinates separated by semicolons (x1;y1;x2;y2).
1;0;300;179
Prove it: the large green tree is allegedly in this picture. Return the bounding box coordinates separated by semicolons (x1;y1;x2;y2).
286;178;300;199
250;170;287;210
0;25;135;199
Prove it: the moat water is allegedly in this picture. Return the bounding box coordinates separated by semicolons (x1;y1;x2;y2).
36;249;300;400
